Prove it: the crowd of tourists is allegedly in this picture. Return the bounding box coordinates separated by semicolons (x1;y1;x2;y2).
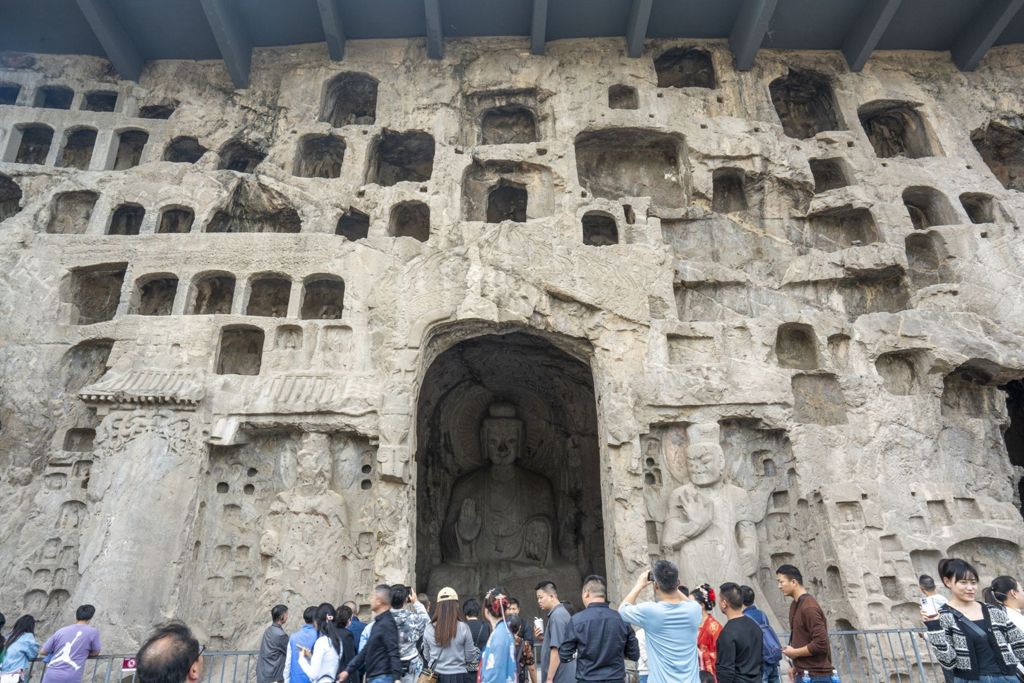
3;558;1024;683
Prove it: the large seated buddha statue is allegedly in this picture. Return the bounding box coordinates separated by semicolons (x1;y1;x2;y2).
428;403;580;606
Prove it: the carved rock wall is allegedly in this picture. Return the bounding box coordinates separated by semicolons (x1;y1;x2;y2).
0;39;1023;648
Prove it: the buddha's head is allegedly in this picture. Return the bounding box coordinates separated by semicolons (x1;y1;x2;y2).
481;402;525;466
686;423;724;487
296;432;331;490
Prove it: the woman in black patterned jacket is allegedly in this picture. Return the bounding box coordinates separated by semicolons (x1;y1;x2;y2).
923;558;1024;683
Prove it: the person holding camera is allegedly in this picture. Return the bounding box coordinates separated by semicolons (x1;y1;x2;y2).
619;560;701;683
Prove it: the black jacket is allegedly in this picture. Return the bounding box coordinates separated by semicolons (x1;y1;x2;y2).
345;610;401;679
558;602;639;683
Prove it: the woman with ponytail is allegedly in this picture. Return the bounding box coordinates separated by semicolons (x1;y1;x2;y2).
984;576;1024;632
478;587;517;683
692;584;722;680
298;603;342;683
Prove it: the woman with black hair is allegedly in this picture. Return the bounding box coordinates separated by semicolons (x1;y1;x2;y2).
984;576;1024;633
298;604;342;683
923;558;1024;683
692;584;722;680
0;615;40;679
463;597;490;674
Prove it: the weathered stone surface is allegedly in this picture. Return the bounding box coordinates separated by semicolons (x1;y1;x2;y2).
1;38;1024;648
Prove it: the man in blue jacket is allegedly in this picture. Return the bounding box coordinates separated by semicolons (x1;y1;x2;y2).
558;575;639;683
283;607;317;683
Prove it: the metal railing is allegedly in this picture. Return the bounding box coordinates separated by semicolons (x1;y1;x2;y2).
12;628;949;683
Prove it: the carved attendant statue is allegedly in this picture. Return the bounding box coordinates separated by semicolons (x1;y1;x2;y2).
662;423;759;588
431;403;578;603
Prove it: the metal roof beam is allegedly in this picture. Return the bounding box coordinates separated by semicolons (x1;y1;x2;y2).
842;0;902;72
199;0;252;89
531;0;549;55
74;0;144;81
626;0;654;58
425;0;444;59
317;0;346;61
730;0;778;70
952;0;1024;71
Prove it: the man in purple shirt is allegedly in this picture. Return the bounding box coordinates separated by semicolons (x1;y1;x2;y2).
39;605;102;683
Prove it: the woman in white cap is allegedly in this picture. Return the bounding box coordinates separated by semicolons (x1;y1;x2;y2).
422;587;480;683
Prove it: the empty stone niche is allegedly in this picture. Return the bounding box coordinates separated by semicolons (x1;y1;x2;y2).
63;428;96;452
164;136;208;164
480;105;539;145
35;85;73;109
61;263;126;324
190;273;236;315
47;191;98;234
902;186;958;229
581;211;619;246
0;82;21;105
859;101;937;158
133;274;178;316
82;90;117;112
13;124;54;165
218;139;266;173
654;47;716;89
111;130;148;170
56;128;97;170
875;350;925;395
206;181;301;233
60;338;113;391
336;207;369;240
293;134;346;178
769;69;843;139
389;201;430;241
712;168;748;212
905;233;951;288
217;326;264;375
320;72;378;127
971;119;1024;191
809;158;850;193
960;192;1005;224
367;130;434;186
462;159;553;222
301;276;344;319
246;275;291;317
107;203;145;235
804;206;879;251
137;100;177;119
575;128;689;208
608;84;638;110
791;373;847;425
775;323;818;370
941;365;997;417
0;173;22;221
158;206;195;234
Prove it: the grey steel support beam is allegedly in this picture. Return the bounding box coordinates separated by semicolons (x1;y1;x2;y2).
626;0;654;58
531;0;548;55
200;0;252;89
75;0;144;81
317;0;346;61
952;0;1024;71
841;0;902;72
425;0;444;59
729;0;778;70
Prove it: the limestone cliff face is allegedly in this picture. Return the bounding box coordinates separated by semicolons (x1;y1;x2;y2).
1;38;1023;649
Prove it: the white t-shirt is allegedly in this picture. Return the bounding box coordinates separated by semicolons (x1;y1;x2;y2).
1005;606;1024;633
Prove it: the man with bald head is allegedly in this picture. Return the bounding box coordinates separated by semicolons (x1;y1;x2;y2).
136;622;204;683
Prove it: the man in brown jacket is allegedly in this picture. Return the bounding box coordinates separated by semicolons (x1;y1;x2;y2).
776;565;834;682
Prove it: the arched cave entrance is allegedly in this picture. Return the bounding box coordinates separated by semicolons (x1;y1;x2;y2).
415;331;604;619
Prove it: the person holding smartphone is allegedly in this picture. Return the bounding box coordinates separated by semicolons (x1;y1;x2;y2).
922;558;1024;683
